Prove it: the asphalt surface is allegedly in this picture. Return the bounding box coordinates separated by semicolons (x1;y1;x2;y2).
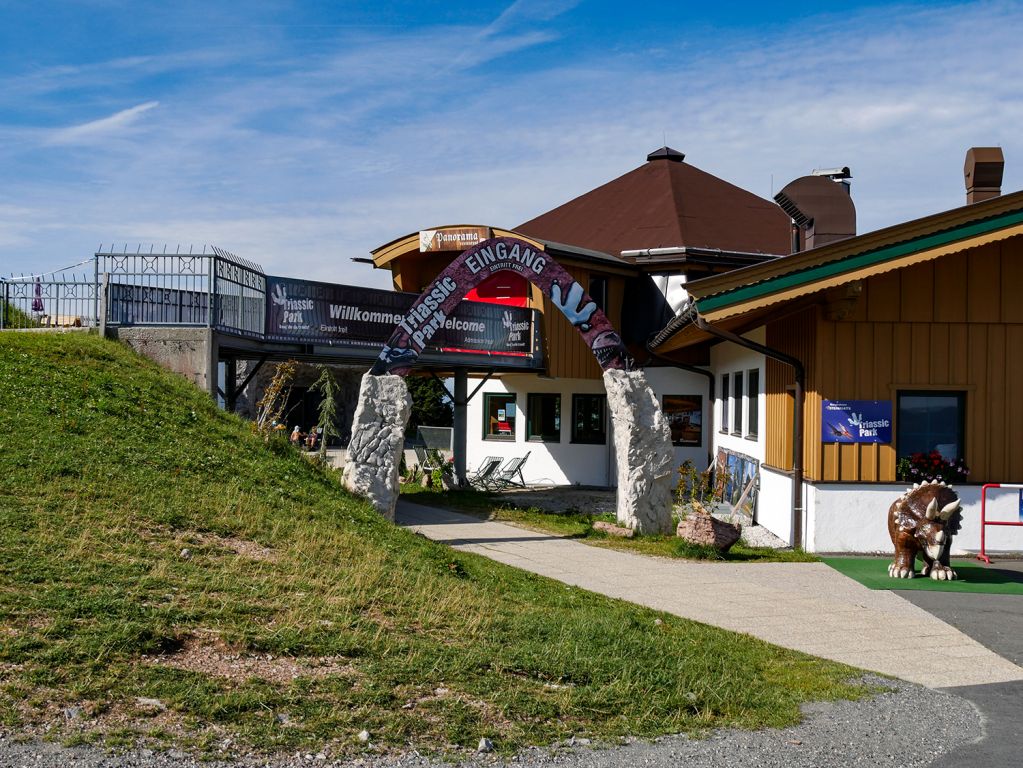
898;558;1023;768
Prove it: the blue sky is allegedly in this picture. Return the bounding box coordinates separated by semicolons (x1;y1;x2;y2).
1;1;1020;287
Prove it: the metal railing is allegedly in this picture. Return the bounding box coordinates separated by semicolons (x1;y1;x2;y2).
2;246;266;336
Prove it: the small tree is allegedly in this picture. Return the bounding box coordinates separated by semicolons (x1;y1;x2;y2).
254;360;297;439
309;365;342;458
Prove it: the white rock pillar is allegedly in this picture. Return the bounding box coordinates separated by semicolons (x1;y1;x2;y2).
603;368;675;535
343;373;412;521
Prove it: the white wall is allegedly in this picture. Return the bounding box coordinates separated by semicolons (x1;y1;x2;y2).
758;466;796;544
463;367;711;487
708;328;766;465
809;483;1023;555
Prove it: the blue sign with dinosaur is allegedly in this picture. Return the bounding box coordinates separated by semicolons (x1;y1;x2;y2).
822;400;893;444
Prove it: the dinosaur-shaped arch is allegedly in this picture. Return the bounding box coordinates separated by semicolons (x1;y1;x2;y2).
370;236;631;375
347;236;672;535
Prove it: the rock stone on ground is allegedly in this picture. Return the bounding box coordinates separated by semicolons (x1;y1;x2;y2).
603;369;674;535
0;677;981;767
343;373;411;520
677;502;742;552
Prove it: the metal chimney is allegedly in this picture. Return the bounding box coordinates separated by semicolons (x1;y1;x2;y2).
965;147;1004;204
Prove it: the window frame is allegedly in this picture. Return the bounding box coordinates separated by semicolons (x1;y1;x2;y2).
731;370;744;436
482;392;517;441
895;389;966;461
526;392;561;443
746;368;760;439
571;393;607;445
720;373;730;434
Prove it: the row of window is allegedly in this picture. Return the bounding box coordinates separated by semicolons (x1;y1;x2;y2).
484;392;607;444
720;369;760;439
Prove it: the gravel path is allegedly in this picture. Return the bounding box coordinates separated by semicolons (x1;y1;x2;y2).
0;678;979;768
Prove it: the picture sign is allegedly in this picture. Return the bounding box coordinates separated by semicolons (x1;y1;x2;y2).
266;277;532;356
663;395;702;447
821;400;893;444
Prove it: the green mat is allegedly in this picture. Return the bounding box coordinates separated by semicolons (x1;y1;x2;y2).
822;557;1023;594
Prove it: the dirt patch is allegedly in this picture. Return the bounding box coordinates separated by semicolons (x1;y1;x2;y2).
149;632;354;685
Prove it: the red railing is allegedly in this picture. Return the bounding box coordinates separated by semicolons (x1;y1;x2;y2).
977;483;1023;564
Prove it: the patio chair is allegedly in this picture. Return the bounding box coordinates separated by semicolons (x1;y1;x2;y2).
467;456;502;489
487;452;530;489
414;444;440;473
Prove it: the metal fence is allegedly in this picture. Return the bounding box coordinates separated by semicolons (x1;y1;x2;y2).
1;260;99;330
1;246;266;336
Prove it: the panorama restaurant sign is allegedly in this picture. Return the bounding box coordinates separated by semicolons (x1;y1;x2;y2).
821;400;893;444
266;276;532;356
419;226;491;253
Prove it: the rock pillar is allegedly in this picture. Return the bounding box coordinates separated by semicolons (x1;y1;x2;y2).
604;368;675;535
343;373;411;520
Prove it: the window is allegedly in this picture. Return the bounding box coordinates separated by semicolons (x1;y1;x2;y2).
746;369;760;438
732;371;744;436
483;393;516;440
720;373;730;433
572;394;606;444
897;391;965;460
589;276;607;312
527;393;561;442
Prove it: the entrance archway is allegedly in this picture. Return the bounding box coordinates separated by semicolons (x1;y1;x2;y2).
346;237;674;534
370;236;631;377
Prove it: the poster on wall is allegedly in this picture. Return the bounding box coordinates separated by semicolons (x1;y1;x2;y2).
663;395;702;447
821;400;893;443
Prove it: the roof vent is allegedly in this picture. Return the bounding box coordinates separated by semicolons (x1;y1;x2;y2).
964;147;1004;204
647;146;685;163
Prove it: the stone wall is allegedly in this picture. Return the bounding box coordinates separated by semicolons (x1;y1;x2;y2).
343;373;411;520
604;368;674;534
108;327;214;393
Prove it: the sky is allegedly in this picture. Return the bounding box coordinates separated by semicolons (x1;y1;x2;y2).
0;0;1020;288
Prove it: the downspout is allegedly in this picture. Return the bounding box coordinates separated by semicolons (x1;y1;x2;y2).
691;315;806;549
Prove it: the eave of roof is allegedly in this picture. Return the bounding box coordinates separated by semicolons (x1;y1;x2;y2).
688;190;1023;317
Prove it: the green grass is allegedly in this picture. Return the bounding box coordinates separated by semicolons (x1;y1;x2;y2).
823;557;1023;594
1;302;40;329
401;486;818;563
0;332;867;759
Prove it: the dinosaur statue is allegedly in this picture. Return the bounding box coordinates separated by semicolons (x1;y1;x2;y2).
887;480;962;580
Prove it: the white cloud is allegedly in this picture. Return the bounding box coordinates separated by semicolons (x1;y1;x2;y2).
2;2;1022;282
49;100;160;145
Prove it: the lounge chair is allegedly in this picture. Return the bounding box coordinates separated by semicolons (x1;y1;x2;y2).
467;456;502;489
414;444;440;473
487;452;530;489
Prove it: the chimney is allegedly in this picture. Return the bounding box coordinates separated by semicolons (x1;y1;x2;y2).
775;172;856;252
964;147;1004;204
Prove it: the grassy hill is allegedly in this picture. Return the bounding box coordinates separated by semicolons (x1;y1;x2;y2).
0;332;868;759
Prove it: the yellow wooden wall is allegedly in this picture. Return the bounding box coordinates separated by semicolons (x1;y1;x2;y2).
765;236;1023;482
541;265;625;380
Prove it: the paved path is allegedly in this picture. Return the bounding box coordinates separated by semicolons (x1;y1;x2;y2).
397;500;1023;689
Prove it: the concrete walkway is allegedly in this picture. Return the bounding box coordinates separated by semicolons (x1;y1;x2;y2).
397;500;1023;689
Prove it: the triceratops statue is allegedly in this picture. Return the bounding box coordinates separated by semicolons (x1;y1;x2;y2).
888;480;963;580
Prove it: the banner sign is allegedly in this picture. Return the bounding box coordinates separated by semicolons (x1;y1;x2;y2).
266;277;532;356
371;236;630;375
822;400;893;443
419;226;491;253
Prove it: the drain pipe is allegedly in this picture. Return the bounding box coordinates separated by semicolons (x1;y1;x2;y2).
691;315;806;549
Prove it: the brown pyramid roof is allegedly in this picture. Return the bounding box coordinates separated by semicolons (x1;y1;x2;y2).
516;148;792;258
